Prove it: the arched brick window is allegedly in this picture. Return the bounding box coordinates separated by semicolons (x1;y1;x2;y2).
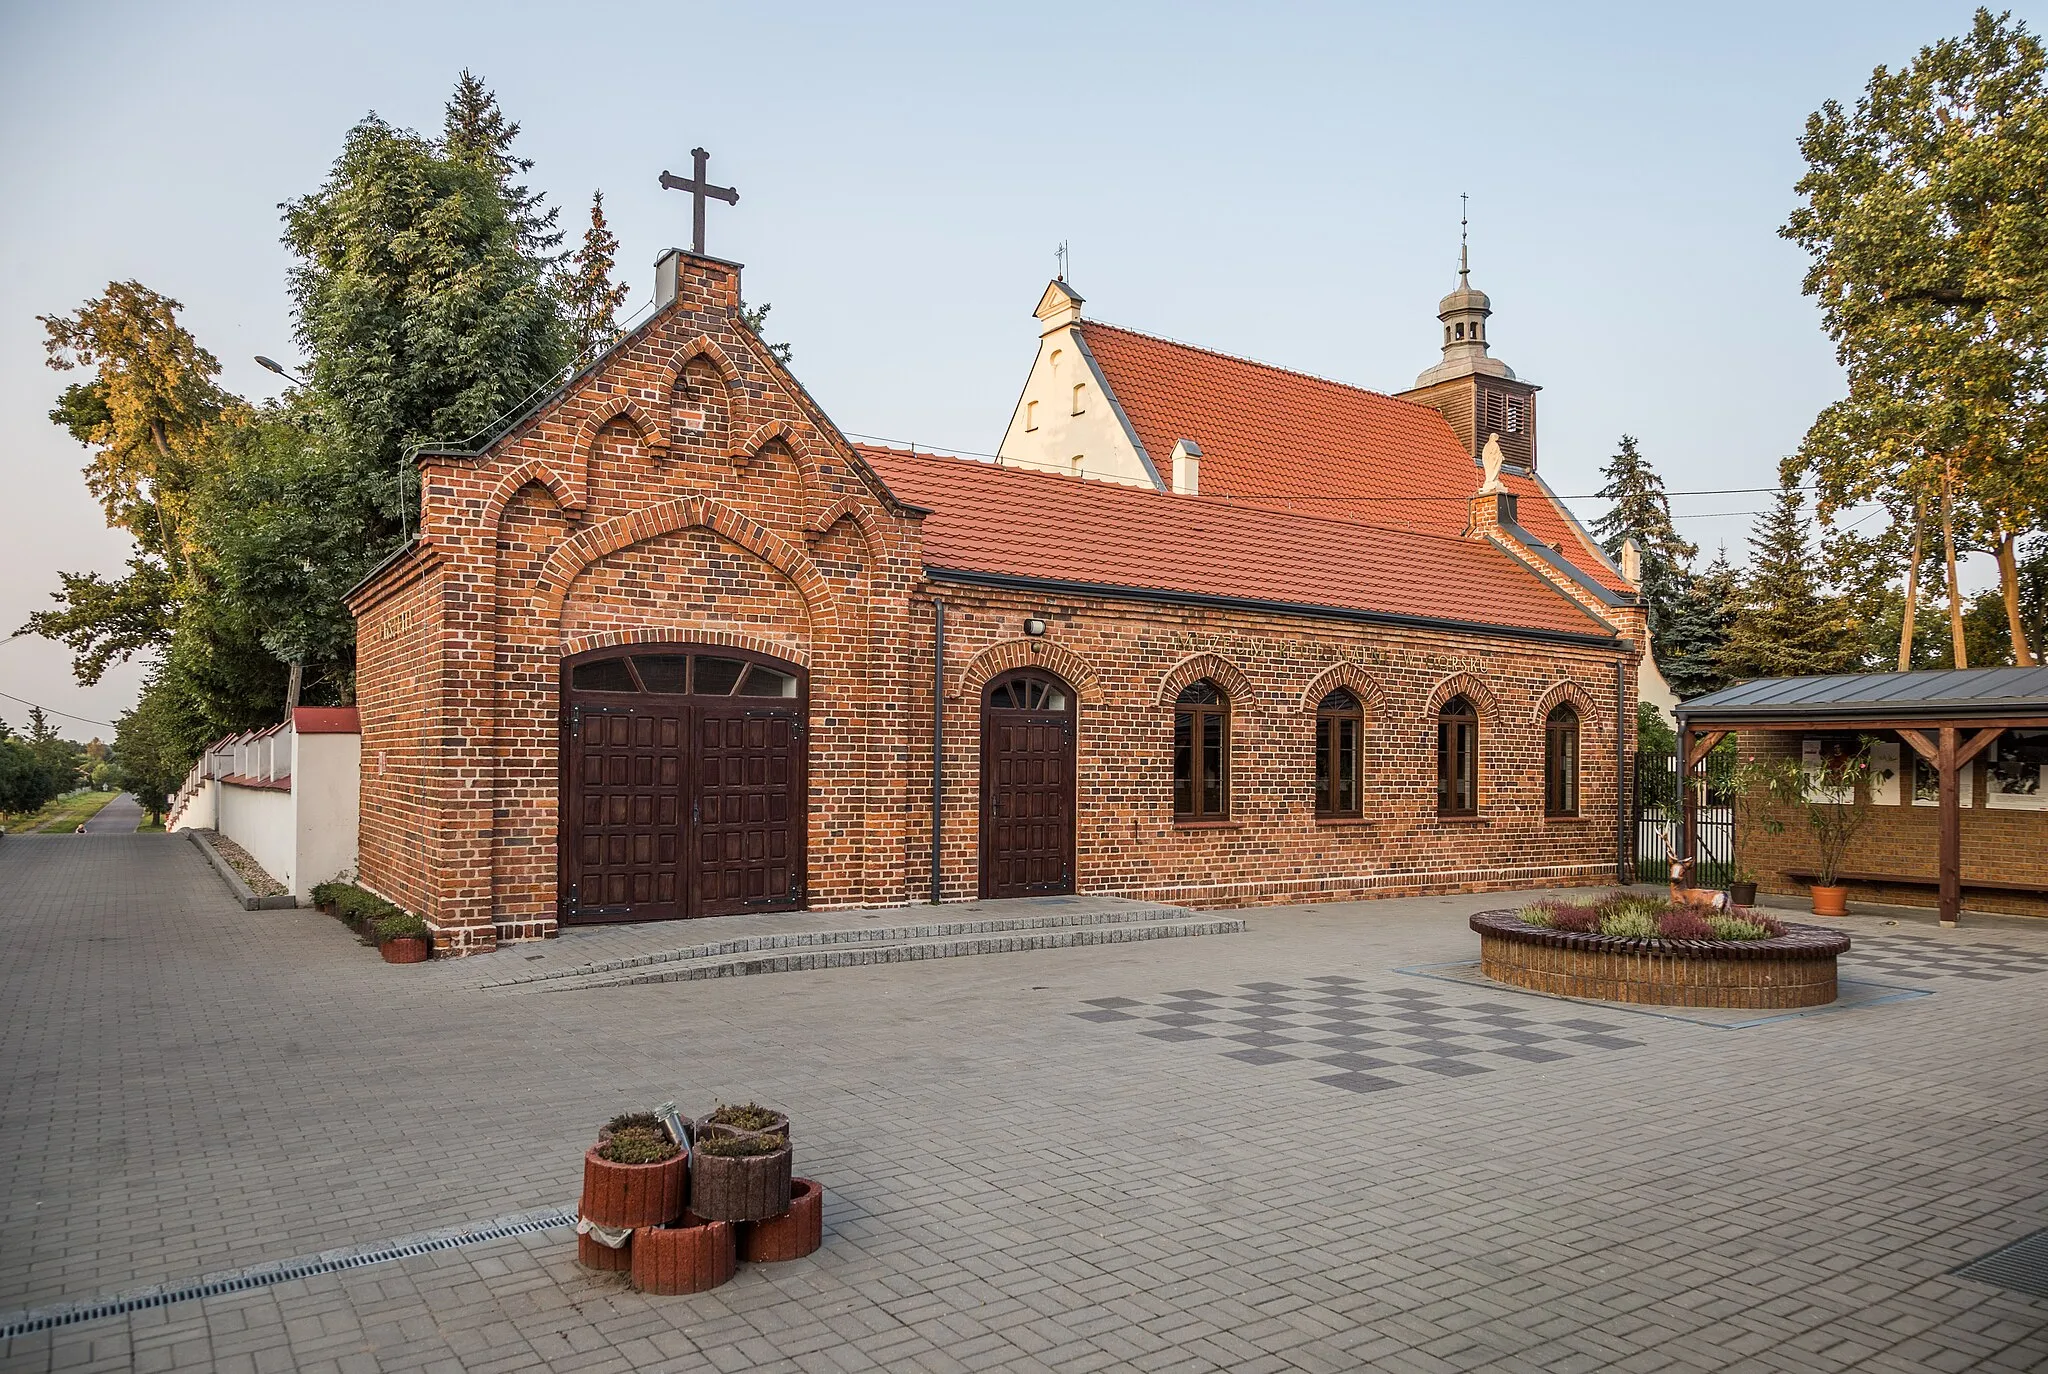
1438;695;1479;817
1545;705;1580;817
1314;688;1363;817
1174;680;1229;820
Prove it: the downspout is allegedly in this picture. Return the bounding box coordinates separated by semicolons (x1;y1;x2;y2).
931;597;945;904
1615;660;1628;884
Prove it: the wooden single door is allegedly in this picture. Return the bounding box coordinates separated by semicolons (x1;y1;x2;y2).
561;647;806;924
980;669;1077;899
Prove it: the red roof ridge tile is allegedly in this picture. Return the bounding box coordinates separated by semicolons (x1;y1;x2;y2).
1079;319;1427;412
855;442;1515;551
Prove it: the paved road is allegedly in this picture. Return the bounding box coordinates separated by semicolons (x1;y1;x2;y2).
0;833;2044;1372
76;792;142;834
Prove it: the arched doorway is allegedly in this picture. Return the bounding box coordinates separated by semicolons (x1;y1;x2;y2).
980;668;1077;899
560;644;807;924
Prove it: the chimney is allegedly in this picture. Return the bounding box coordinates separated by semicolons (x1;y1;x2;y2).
1170;439;1202;496
1621;537;1643;587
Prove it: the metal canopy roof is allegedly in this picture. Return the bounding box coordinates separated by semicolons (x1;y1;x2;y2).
1679;667;2048;723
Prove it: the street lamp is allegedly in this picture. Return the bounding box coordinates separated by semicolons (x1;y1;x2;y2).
254;355;307;385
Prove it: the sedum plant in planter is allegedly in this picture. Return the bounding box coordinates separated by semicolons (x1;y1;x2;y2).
696;1102;790;1144
373;912;433;963
688;1130;793;1222
583;1122;687;1229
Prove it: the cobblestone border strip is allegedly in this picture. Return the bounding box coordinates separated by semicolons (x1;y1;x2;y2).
0;1204;574;1340
554;917;1246;991
184;829;298;911
486;904;1213;987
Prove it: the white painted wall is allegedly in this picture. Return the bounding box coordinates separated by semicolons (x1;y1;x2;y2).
218;781;296;891
293;729;360;897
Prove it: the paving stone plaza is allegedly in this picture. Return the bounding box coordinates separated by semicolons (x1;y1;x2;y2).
2;833;2045;1372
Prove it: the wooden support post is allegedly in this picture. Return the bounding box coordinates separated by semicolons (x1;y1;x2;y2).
1938;726;1960;928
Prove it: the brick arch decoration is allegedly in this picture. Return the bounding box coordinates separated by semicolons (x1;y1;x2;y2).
1425;670;1501;719
955;638;1102;706
660;336;745;412
569;397;668;508
483;458;584;526
1295;661;1390;716
560;626;811;668
534;495;839;642
1156;651;1255;708
1533;680;1599;726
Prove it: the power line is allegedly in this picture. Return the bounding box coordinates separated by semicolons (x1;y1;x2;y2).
0;690;116;731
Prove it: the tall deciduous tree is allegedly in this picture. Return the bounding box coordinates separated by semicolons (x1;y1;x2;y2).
284;113;572;543
1783;7;2048;666
1591;435;1697;662
1721;481;1856;680
560;191;631;361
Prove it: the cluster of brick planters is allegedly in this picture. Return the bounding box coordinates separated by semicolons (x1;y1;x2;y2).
1470;910;1851;1009
576;1108;821;1293
311;881;433;964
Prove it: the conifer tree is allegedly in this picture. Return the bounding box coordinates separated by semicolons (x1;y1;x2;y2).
443;70;562;256
1721;480;1855;680
1591;435;1697;659
1659;546;1736;701
560;192;631;361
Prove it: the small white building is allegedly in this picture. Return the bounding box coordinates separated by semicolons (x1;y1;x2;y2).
169;707;361;902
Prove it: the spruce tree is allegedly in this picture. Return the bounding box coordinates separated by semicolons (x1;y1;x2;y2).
1591;435;1697;661
443;70;562;256
1721;481;1855;680
1660;546;1736;701
560;192;631;361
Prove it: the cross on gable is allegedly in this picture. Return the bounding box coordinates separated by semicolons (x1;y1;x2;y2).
659;148;740;255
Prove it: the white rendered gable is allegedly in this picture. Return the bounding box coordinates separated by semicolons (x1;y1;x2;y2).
996;308;1162;491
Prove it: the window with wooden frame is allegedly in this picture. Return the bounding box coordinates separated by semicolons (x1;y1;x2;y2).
1544;705;1580;816
1314;688;1363;817
1437;695;1479;817
1173;680;1229;820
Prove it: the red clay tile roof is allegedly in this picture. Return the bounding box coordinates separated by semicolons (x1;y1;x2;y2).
858;446;1614;641
1074;321;1631;595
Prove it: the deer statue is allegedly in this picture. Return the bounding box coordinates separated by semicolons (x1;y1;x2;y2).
1669;858;1733;912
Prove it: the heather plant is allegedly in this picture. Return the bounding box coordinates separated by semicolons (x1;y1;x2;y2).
1514;893;1782;941
1709;913;1784;940
1654;906;1720;940
1598;909;1661;939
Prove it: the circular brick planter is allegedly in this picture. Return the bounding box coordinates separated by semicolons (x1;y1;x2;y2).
581;1147;687;1229
740;1178;824;1262
1469;910;1851;1010
689;1143;793;1222
380;937;431;964
577;1228;633;1273
632;1217;736;1294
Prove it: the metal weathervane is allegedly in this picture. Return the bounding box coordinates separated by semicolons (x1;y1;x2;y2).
659;148;740;255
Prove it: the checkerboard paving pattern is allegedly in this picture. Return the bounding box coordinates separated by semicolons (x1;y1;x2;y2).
1842;932;2048;982
1074;975;1645;1093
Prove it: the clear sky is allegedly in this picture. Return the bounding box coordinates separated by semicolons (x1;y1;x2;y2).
0;0;2027;736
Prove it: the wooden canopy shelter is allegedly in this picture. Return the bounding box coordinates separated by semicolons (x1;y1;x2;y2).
1677;667;2048;927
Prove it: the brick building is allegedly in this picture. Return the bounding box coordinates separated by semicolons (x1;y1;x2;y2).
346;246;1651;954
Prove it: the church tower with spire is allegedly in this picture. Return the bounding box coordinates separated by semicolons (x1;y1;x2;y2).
1396;209;1542;473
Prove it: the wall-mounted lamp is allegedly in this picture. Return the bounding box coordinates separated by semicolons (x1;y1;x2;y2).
1023;617;1047;637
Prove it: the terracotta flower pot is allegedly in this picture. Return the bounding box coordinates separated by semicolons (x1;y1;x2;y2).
381;936;431;964
740;1178;823;1262
694;1109;790;1144
577;1228;633;1273
1810;884;1848;917
631;1217;735;1294
689;1143;793;1222
1730;881;1758;907
581;1146;687;1229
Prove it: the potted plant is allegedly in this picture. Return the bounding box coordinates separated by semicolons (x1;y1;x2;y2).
582;1116;687;1230
1759;738;1878;917
373;912;433;963
1726;757;1783;908
689;1130;793;1222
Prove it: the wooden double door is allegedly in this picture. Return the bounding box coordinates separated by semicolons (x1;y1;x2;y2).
560;645;806;924
980;669;1077;899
